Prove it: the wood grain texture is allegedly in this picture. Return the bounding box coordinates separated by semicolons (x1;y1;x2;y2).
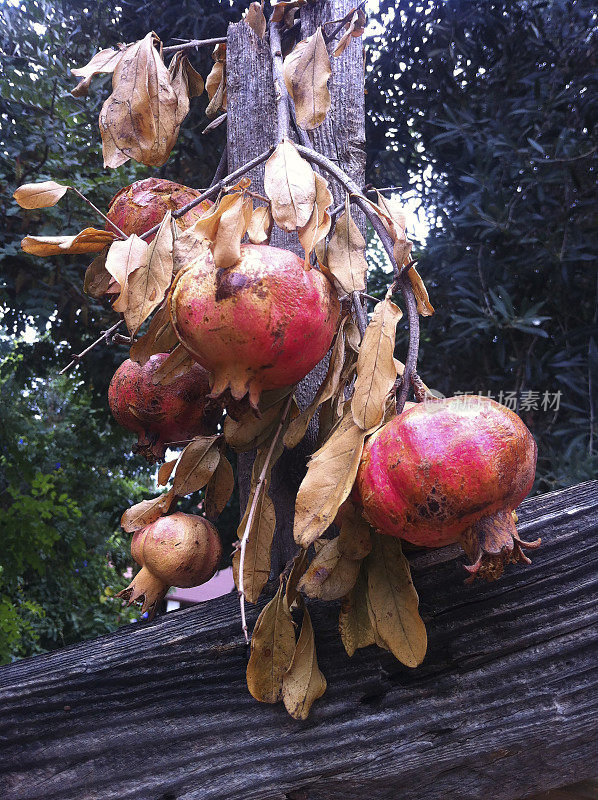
1;481;596;800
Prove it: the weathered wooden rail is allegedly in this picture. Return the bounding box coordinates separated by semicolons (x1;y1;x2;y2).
0;480;596;800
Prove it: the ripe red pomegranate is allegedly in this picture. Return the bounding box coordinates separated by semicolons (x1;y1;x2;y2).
106;178;212;242
355;396;539;581
108;354;222;462
117;512;222;618
169;244;341;407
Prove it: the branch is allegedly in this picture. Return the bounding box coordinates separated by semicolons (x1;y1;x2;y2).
269;21;290;142
395;270;419;413
70;187;128;239
209;147;228;188
162;36;227;55
59;320;123;375
352;291;367;337
322;0;367;44
238;394;294;643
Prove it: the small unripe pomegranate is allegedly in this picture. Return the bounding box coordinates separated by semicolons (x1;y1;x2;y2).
106;178;212;242
117;513;222;618
169;244;341;407
355;397;539;581
108;354;221;462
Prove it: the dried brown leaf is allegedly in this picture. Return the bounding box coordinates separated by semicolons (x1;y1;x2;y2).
247;205;273;245
205;454;235;520
271;0;305;24
264;138;316;231
151;343;195;386
333;9;366;57
298;172;332;265
213;194;253;269
108;235;150;314
282;600;327;719
71;46;124;80
337;499;372;560
283;28;331;130
121;488;175;533
246;583;296;704
13;181;69;210
285;549;310;608
351;289;402;430
173;223;211;274
245;1;266;38
366;532;427;667
129;304;178;366
232;483;275;604
294;410;371;548
83;247;112;299
157;459;177;486
339;564;376;656
22;228;116;256
205;44;227;118
327;194;367;295
172;435;221;496
298;538;360;601
407;265;434;316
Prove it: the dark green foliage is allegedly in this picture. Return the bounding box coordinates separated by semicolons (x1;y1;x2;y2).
366;0;598;491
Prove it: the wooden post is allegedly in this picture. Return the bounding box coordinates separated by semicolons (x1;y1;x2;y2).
226;1;366;572
1;481;597;800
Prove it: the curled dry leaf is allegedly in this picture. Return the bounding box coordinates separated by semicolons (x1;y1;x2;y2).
107;235;150;314
21;228;117;256
13;181;69;210
224;393;290;452
407;265;434;316
168;52;204;133
264;138;316;232
247;205;273;245
193;191;252;269
118;212;174;336
283;28;331;130
286;548;310;608
271;0;306;24
205;454;235;521
71;46;125;96
121;488;175;533
294;409;373;548
365;532;427;668
173;223;211;274
298;537;361;601
172;435;221;496
157;459;177;486
284;316;347;449
339;564;376;657
245;1;266;38
246;582;296;704
351;287;402;431
337;499;372;560
83;247;112;299
233;482;275;603
129;303;178;366
205;43;227;118
151;343;195;386
327;194;368;295
282;599;327;720
298;172;333;265
333;8;367;57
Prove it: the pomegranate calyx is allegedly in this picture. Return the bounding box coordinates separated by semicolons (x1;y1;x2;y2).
116;566;169;619
460;508;541;583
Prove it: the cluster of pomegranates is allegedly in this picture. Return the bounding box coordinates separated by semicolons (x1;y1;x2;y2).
106;178;538;619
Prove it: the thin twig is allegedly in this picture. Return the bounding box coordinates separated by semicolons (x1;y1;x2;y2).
210;147;228;188
361;291;381;304
352;291;367;337
239;394;293;643
70;187;127;239
59;320;123;375
162;36;227;54
270;21;291;142
396;270;419;413
203;112;227;134
322;0;366;44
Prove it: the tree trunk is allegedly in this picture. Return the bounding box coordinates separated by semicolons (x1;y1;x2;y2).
1;481;596;800
226;1;365;572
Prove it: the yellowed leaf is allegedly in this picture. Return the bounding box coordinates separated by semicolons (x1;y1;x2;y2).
224;394;289;452
151;343;195;387
157;459;177;486
13;181;68;209
294;409;372;548
172;435;221;496
120;211;174;335
21;228;116;256
283;28;331;130
351;289;402;430
247;205;273;245
327;194;368;295
298;537;361;601
83;247;112;298
282;600;327;719
264;138;316;231
129;304;178;366
285;548;310;608
271;0;305;23
121;488;174;533
337;499;372;560
205;454;235;520
212;194;253;269
205;43;227;118
245;1;266;38
71;46;124;79
173;223;211;274
298;172;333;265
107;235;150;314
333;9;366;57
339;564;376;657
407;265;434;316
366;532;427;667
246;583;296;704
233;483;275;603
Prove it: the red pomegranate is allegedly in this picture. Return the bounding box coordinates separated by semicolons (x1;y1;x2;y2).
169;244;341;407
106;178;212;242
108;354;221;462
117;512;222;618
355;396;539;581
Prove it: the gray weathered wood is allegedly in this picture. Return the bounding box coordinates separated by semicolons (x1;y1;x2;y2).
1;480;596;800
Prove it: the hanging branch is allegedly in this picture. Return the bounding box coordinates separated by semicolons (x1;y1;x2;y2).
70;187;128;239
162;36;227;54
238;394;294;643
59;319;123;375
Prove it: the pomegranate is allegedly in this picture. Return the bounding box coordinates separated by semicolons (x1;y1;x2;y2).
117;512;222;618
355;396;539;581
106;178;212;242
108;354;222;462
169;244;341;407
